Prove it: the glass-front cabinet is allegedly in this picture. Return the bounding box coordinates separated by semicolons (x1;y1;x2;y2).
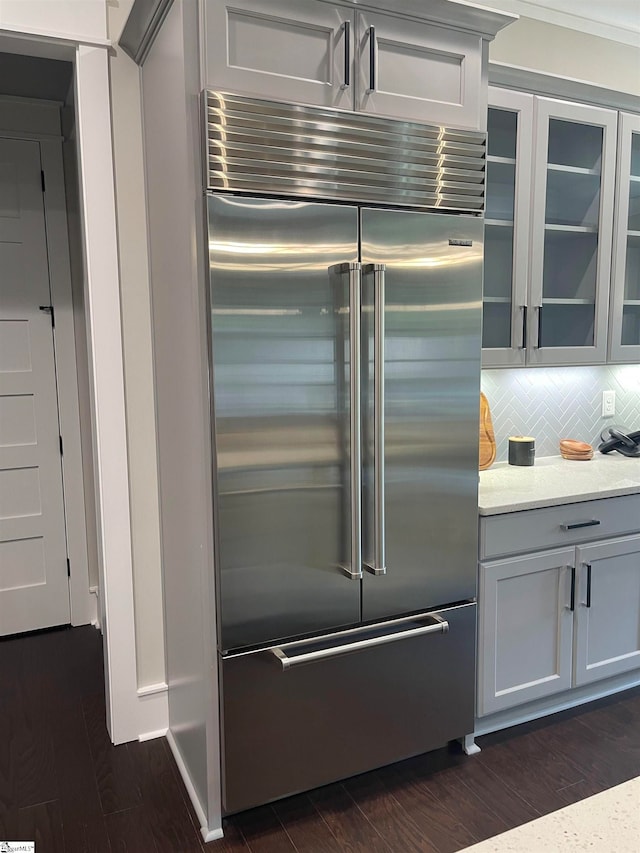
482;89;532;366
528;99;617;365
482;90;618;367
609;112;640;362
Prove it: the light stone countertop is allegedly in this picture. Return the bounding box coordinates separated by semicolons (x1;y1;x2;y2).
479;453;640;516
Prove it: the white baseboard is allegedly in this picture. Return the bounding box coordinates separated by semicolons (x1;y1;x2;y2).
137;681;169;741
475;672;640;737
89;585;100;630
166;728;223;842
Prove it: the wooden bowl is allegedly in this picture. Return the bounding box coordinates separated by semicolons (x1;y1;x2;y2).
559;438;593;461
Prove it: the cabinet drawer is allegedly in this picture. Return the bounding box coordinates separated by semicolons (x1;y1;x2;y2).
480;494;640;560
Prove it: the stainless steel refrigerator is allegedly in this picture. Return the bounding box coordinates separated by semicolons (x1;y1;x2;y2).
205;93;485;814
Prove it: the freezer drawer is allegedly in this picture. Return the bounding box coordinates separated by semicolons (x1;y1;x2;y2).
220;602;476;814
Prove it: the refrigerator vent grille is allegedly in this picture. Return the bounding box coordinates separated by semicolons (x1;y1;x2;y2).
204;91;486;212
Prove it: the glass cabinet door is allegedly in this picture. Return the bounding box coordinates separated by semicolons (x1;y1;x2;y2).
609;112;640;362
482;88;532;367
529;98;617;365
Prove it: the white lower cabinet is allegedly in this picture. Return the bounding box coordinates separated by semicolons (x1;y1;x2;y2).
478;548;575;716
478;505;640;718
574;535;640;686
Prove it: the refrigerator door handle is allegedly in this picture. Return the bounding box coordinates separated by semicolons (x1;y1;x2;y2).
271;613;449;670
330;262;363;580
362;263;386;576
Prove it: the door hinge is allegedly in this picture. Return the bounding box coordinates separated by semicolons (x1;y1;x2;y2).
39;305;55;328
41;170;46;192
59;435;63;456
67;558;71;577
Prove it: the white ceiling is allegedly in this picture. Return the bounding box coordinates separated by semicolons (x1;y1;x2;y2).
487;0;640;46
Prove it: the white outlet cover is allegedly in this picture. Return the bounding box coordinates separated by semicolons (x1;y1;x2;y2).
602;390;616;417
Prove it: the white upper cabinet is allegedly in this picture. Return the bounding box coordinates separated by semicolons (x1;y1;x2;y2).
482;90;618;367
204;0;355;110
204;0;511;130
482;88;533;366
353;10;484;129
609;112;640;363
528;99;617;366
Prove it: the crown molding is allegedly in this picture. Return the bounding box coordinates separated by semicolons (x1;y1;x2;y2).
489;61;640;113
486;0;640;48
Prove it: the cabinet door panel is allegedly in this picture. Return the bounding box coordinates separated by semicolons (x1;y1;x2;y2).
609;112;640;362
478;548;575;716
482;88;533;367
205;0;354;110
574;536;640;686
528;98;617;365
355;11;483;129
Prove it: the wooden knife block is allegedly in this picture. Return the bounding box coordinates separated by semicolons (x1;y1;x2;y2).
479;392;496;470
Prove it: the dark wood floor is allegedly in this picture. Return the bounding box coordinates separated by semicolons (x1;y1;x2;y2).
1;626;639;852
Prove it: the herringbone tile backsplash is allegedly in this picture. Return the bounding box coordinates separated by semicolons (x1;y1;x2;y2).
481;365;640;462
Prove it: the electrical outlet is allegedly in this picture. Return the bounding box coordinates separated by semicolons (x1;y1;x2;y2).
602;390;616;418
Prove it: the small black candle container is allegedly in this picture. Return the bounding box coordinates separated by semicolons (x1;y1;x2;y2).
509;436;535;466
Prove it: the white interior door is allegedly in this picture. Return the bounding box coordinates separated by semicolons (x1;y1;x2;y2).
0;137;70;635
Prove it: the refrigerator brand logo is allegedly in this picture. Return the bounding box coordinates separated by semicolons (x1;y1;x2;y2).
449;239;473;247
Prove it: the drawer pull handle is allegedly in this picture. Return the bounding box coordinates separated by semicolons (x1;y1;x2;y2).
562;519;601;531
271;614;449;670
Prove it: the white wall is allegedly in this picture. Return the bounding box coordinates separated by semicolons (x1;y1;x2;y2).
490;17;640;95
107;0;166;690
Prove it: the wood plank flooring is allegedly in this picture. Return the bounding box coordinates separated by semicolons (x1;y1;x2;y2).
1;625;639;852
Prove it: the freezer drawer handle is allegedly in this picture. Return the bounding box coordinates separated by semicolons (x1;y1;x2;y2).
562;519;601;531
363;263;386;577
270;614;449;670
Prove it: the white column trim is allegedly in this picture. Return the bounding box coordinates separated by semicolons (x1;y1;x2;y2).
166;730;224;843
74;43;139;744
137;682;169;741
